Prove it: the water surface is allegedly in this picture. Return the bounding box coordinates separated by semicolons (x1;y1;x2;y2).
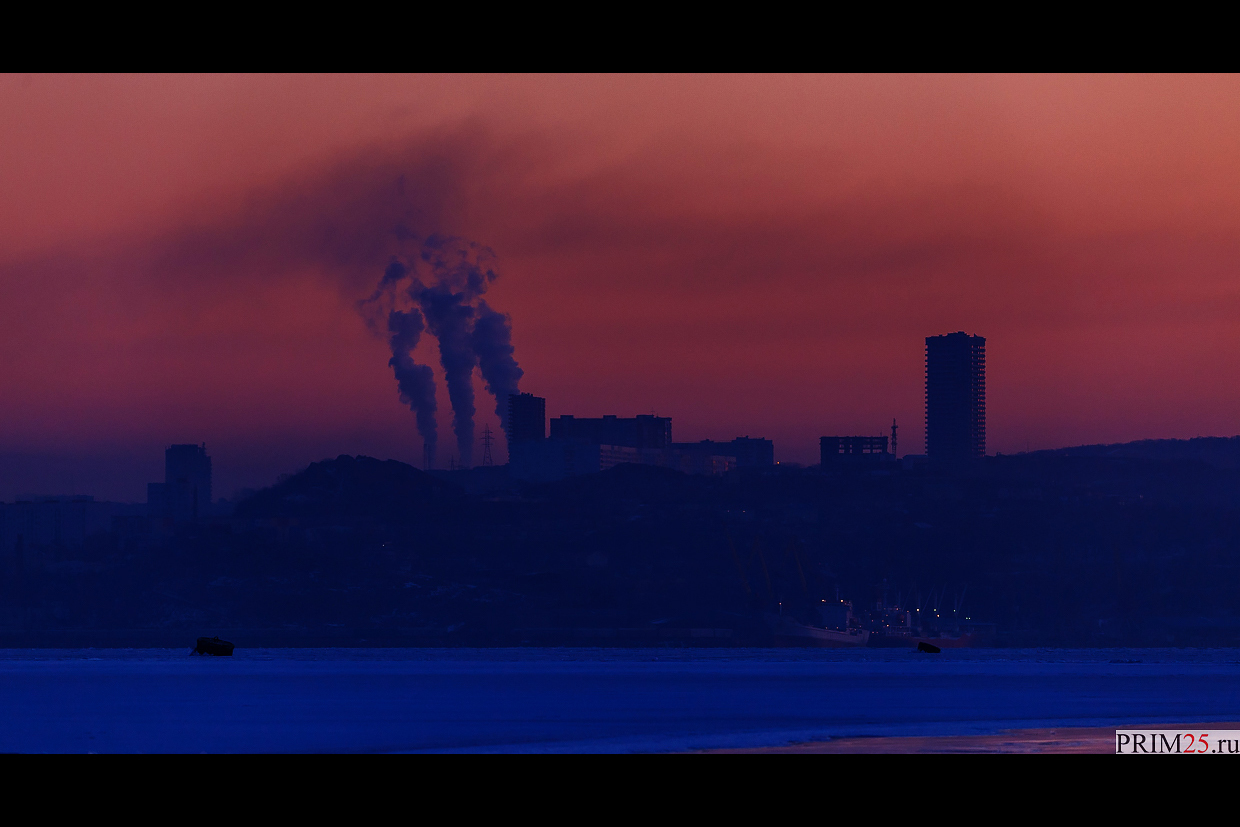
2;647;1236;752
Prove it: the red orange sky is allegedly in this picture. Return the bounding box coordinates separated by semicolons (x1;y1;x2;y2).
3;74;1240;500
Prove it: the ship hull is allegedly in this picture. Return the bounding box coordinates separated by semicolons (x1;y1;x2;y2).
765;615;870;647
915;633;985;649
867;632;989;649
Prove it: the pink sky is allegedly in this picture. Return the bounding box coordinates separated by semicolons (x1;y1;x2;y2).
3;74;1240;499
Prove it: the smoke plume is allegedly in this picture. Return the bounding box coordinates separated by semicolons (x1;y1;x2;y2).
472;300;523;432
386;307;438;465
418;284;477;467
364;236;521;469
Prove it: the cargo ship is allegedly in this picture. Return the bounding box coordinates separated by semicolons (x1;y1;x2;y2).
868;629;993;648
766;612;871;647
861;586;995;648
764;600;870;647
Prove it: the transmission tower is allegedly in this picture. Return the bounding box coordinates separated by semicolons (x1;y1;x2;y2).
481;425;494;466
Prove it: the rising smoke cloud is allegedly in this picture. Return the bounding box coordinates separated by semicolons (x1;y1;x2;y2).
471;300;523;432
386;306;438;465
362;236;522;469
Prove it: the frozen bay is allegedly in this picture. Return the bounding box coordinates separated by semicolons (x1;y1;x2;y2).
2;648;1238;753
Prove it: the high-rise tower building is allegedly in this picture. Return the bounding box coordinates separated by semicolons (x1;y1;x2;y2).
507;393;546;444
925;332;986;461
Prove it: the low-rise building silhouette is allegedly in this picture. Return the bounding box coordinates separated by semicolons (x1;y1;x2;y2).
821;436;891;466
671;437;774;468
0;496;116;552
511;410;739;481
550;414;671;449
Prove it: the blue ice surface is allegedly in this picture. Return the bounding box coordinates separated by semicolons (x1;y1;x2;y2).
1;647;1238;753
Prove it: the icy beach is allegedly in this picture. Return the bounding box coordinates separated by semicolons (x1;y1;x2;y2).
2;648;1239;753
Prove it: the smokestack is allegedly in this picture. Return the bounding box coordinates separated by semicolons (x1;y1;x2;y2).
387;308;438;465
364;236;523;470
417;284;477;468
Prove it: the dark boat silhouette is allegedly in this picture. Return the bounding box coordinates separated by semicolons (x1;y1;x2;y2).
192;636;235;656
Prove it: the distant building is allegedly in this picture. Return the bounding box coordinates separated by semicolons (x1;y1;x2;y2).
0;496;116;552
821;436;891;466
512;411;744;481
664;450;736;476
149;444;212;521
925;332;986;461
509;439;734;482
509;439;605;482
671;437;774;468
507;393;546;444
550;414;672;449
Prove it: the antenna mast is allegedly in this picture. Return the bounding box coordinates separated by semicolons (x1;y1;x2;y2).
891;419;898;459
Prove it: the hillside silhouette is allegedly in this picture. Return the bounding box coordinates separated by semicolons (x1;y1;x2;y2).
236;455;464;523
1028;436;1240;470
5;443;1240;647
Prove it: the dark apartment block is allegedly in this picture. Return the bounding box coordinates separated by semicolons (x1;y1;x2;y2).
925;331;986;461
821;436;890;466
550;414;672;449
507;393;546;443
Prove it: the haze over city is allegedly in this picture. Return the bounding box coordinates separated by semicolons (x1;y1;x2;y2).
9;74;1240;755
5;75;1240;500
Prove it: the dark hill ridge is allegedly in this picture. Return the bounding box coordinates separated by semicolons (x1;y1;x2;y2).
11;442;1240;646
235;455;464;522
535;462;704;503
1027;436;1240;470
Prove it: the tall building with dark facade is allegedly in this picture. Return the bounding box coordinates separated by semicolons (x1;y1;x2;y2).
925;332;986;461
148;443;212;521
550;414;672;449
507;393;546;444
